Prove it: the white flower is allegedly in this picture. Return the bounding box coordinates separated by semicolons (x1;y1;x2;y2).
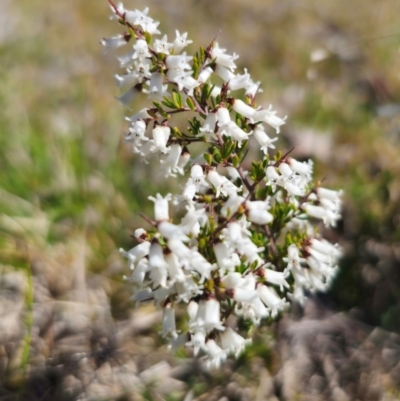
202;339;227;370
101;34;130;53
158;221;189;242
232;98;256;120
116;85;141;106
246;200;273;225
213;242;240;274
199;112;218;139
148;193;172;222
253;125;278;154
176;277;203;302
173;30;193;53
261;266;290;291
217;107;232;132
133;59;152;83
128;258;149;285
254;105;287;133
115;72;139;88
210;43;238;70
119;241;150;263
207;170;239;197
179;204;206;234
265;166;282;189
287;157;313;177
257;284;288;317
229;122;251;148
161;143;184;177
215;64;235;82
197;67;213;84
192;298;224;333
160;303;178;338
148;240;168;288
220;327;252;357
303;203;340;227
133;39;152;60
125;120;148;145
221;193;245;218
190;164;208;191
145;72;169;100
153;34;173;54
166;53;193;70
228;69;251;91
151;125;171;154
186;330;205;357
245;78;262;98
284;244;304;271
164;250;186;284
126;108;152;122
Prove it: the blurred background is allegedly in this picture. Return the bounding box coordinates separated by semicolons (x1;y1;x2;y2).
1;0;400;399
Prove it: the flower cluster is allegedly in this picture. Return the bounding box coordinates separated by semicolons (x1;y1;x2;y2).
103;1;342;369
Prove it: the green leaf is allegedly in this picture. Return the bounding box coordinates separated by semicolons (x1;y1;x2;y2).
172;90;183;109
186;96;195;111
204;153;213;165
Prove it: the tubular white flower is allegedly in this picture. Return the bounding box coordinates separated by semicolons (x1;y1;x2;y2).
265;166;282;188
214;242;240;273
119;241;151;263
231;98;256;120
253;125;278;153
287;157;313;177
179;205;206;234
133;39;152;60
126;108;152;122
197;67;213;84
217;107;231;130
146;72;169;100
202;339;227;370
257;284;288;317
116;86;141;106
231;287;258;303
173;30;193;53
101;34;130;53
221;193;245;218
125;120;148;145
115;72;139;88
164;250;186;284
246;200;273;225
262;267;290;291
228;69;251;91
199;112;218;138
229;122;251;148
148;240;168;288
154;34;173;55
215;64;235;82
160;303;178;338
186;330;206;357
278;162;293;178
254;105;287;133
148;193;172;222
158;221;189;242
316;187;342;204
192;298;224;333
187;300;199;325
220;327;252;357
161;143;183;177
124;7;151;27
245;79;262;98
150;125;171;154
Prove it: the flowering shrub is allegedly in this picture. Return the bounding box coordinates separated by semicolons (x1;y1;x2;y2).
103;1;342;369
